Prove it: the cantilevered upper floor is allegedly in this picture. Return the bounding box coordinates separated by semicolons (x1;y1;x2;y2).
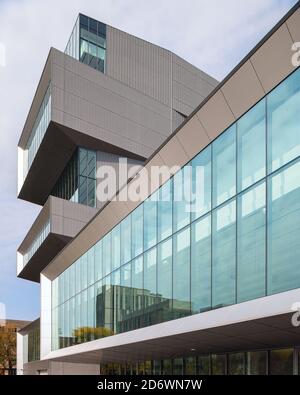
17;146;145;282
17;196;97;282
17;14;218;207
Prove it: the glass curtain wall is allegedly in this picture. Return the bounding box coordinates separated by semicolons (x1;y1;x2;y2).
52;67;300;350
65;15;80;59
65;14;106;73
23;220;50;268
52;147;96;207
100;347;298;376
27;327;40;363
25;85;51;175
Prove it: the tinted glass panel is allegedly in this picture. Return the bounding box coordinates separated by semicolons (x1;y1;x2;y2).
120;264;132;332
87;286;95;339
267;160;300;294
191;215;211;313
111;225;121;271
111;269;120;333
213;125;236;207
95;241;102;282
144;193;157;251
121;215;131;265
173;167;191;232
87;248;95;287
132;205;143;258
144;247;158;326
173;227;191;319
157;238;173;323
191;146;211;220
237;182;266;302
158;180;173;242
102;234;111;277
70;264;75;299
212;199;236;308
267;69;300;173
132;256;143;330
26;85;51;173
237;99;266;191
81;255;88;290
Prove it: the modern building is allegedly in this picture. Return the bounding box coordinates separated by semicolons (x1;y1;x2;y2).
16;13;217;374
16;13;217;283
17;2;300;375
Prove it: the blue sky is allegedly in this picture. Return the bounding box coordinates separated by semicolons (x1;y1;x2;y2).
0;0;297;321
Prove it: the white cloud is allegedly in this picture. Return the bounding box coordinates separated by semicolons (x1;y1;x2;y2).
0;0;296;318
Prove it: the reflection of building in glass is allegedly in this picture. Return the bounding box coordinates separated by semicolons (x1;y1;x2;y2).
56;285;191;347
16;3;300;376
95;285;191;335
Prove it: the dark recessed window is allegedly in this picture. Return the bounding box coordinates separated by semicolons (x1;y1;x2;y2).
79;14;88;30
52;147;96;207
248;351;267;375
79;14;106;73
89;18;97;35
269;349;294;375
228;353;246;375
211;354;226;375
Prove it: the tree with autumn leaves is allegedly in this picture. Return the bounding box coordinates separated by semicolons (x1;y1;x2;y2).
0;331;16;374
72;326;114;342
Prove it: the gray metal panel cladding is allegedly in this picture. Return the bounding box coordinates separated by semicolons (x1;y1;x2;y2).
105;26;218;119
106;26;173;106
171;54;219;117
172;109;186;131
172;53;218;89
50;49;172;160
